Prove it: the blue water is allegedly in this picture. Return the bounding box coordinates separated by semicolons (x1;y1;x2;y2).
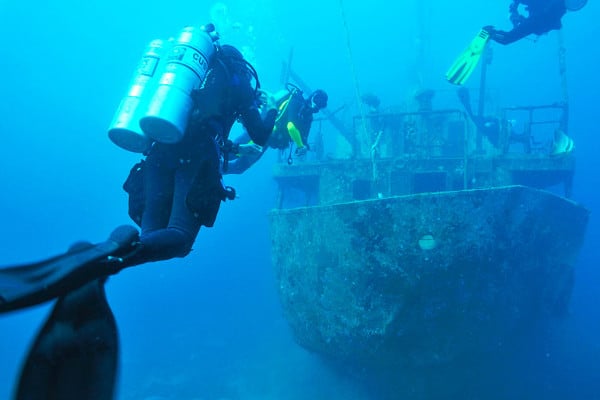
0;1;598;399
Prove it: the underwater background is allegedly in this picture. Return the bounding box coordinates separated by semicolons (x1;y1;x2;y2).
0;0;598;398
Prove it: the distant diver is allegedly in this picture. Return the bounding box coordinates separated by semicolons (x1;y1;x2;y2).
485;0;587;46
446;0;587;85
226;84;328;172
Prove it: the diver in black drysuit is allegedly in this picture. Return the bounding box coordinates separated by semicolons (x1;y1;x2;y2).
125;44;276;264
485;0;567;45
0;44;276;312
0;43;277;400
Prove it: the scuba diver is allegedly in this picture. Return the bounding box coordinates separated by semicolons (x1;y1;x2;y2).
0;40;277;399
485;0;587;46
122;43;276;263
446;0;587;85
0;43;276;312
226;84;328;173
457;87;533;152
457;87;575;156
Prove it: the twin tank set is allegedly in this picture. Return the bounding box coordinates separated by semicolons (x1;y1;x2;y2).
107;24;220;153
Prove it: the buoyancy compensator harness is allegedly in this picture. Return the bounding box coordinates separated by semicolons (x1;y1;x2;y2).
192;44;262;173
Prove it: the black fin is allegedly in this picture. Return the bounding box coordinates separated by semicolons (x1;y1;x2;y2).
15;278;119;400
0;225;139;313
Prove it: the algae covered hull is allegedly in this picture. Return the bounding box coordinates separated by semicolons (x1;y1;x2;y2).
269;185;589;369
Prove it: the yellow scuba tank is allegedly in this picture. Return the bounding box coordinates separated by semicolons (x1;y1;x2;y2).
140;24;219;144
108;39;168;153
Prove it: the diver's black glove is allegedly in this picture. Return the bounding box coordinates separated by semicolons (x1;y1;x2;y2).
482;25;501;41
482;25;496;35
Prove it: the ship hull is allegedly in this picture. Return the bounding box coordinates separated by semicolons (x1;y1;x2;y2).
269;185;589;370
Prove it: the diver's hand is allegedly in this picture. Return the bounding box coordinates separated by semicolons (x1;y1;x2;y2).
482;25;499;41
257;89;268;103
257;90;277;111
238;143;263;155
482;25;495;34
265;93;278;113
257;90;278;118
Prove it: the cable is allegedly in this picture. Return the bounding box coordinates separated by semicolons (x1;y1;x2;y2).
338;0;370;154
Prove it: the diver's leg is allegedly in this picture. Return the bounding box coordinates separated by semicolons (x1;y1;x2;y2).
140;143;175;234
177;136;226;230
129;143;193;263
130;140;202;262
154;149;208;256
158;136;223;255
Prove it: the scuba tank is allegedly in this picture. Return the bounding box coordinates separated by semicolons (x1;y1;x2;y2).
108;39;168;153
139;24;219;144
